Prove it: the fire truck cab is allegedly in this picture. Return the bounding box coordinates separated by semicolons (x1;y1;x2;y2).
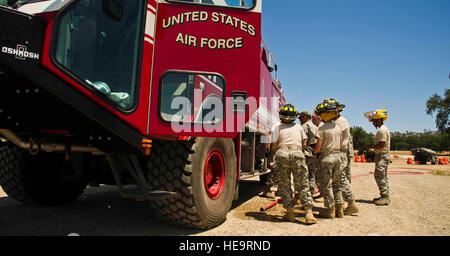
0;0;285;229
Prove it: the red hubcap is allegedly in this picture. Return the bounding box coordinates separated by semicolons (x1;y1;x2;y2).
204;148;225;199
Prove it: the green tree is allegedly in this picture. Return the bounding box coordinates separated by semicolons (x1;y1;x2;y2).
426;89;450;133
351;126;449;152
350;126;374;153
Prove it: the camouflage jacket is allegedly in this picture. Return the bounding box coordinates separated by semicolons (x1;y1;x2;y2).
301;120;318;157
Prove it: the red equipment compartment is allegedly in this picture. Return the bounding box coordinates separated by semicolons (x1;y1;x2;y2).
147;2;262;138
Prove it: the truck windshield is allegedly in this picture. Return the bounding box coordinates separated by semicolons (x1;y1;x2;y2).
54;0;145;110
168;0;255;9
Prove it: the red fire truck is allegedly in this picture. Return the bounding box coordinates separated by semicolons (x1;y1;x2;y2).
0;0;285;229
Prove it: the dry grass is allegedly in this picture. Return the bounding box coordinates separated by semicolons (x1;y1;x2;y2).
429;169;450;176
391;150;412;155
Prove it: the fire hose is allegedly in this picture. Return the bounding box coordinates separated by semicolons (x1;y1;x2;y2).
259;189;320;212
351;170;424;178
260;198;283;212
260;170;424;212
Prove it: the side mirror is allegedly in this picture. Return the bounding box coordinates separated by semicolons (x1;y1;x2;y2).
102;0;124;22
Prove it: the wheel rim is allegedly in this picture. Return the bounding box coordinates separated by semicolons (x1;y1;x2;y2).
203;148;225;199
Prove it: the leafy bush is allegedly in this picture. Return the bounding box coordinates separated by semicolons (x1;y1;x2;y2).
351;126;449;152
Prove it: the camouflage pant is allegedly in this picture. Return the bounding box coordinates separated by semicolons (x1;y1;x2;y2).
317;152;343;208
346;139;354;183
305;156;318;195
339;152;355;202
374;153;390;197
343;154;353;183
273;148;313;209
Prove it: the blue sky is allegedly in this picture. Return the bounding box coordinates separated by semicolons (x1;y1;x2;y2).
260;0;450;134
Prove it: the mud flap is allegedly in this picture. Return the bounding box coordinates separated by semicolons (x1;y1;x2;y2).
0;6;45;67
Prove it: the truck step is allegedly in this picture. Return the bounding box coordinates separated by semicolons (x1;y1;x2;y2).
120;188;178;201
240;169;271;180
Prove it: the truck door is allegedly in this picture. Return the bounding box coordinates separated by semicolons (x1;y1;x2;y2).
147;0;262;139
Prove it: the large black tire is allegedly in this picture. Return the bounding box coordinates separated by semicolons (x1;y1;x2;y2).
146;137;237;229
0;144;87;206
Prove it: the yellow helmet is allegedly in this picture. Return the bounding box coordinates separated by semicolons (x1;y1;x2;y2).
315;101;338;122
364;109;387;121
315;101;337;114
323;98;345;112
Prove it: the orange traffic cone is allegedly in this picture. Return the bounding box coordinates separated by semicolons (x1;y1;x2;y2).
361;155;367;162
439;158;444;165
444;158;449;165
407;158;413;164
355;156;361;162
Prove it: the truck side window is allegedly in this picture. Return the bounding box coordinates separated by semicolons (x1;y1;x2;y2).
54;0;145;110
160;72;225;124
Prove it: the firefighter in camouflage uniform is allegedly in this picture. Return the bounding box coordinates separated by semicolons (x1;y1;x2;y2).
365;109;391;206
322;98;359;216
299;111;321;199
272;104;317;224
313;101;344;219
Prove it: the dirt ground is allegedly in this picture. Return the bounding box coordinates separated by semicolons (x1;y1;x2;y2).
198;157;450;236
1;157;449;236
